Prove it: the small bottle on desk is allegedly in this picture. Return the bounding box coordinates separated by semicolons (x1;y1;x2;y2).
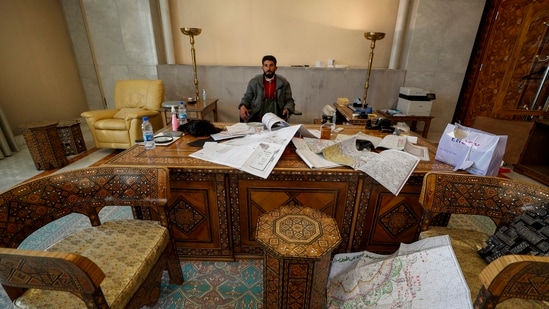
171;106;179;131
141;116;155;150
178;101;187;125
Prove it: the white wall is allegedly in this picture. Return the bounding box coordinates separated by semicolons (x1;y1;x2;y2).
169;0;400;67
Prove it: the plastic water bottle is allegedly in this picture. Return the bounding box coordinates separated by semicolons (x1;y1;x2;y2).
141;116;155;150
178;101;187;125
202;88;207;101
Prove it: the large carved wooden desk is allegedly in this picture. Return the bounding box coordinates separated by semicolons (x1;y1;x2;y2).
104;124;453;260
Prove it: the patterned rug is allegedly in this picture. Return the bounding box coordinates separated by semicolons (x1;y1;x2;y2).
152;260;263;309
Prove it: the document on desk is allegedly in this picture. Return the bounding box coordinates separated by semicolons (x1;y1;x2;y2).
292;138;341;169
321;134;420;195
190;125;302;179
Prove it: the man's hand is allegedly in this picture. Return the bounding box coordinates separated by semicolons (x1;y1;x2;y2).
282;109;289;120
239;106;250;121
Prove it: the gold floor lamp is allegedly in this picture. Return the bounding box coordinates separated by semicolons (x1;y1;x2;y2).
361;32;385;114
181;27;202;102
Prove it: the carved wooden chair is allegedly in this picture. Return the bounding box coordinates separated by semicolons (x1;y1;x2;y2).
0;166;183;308
419;172;549;308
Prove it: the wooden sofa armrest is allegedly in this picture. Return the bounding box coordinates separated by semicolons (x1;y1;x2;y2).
475;255;549;307
0;248;107;306
419;172;549;231
0;166;170;248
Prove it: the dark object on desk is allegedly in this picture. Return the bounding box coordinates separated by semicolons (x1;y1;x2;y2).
366;118;391;130
352;98;363;108
154;136;173;143
381;126;395;133
179;119;222;137
188;137;215;147
356;140;375;152
134;136;173;144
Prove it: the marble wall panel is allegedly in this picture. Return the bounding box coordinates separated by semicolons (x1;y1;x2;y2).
158;65;405;124
402;0;486;142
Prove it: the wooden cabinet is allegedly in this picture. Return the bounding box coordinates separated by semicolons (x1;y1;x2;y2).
514;120;549;185
231;172;362;258
456;0;549;125
168;171;233;260
362;178;424;253
165;169;427;260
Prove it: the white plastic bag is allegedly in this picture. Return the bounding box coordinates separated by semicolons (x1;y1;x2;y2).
435;123;507;176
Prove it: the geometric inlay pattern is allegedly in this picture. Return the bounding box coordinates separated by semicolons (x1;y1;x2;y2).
256;205;341;259
423;173;549;230
0;166;166;248
379;203;418;236
504;263;549;299
170;199;205;233
275;214;320;244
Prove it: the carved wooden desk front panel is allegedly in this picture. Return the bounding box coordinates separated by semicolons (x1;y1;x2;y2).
105;124;454;259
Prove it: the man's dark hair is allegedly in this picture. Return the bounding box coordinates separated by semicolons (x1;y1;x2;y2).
262;55;277;65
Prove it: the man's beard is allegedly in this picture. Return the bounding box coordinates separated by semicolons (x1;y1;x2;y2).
264;71;275;79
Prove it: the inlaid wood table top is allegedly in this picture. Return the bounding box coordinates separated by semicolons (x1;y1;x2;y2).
104;123;454;174
256;206;341;259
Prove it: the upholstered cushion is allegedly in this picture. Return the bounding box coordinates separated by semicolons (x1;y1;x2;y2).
114;80;164;111
14;220;168;309
421;227;549;309
113;108;144;120
94;118;129;130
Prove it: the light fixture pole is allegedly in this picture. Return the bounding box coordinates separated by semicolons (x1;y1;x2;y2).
362;32;385;112
181;27;202;102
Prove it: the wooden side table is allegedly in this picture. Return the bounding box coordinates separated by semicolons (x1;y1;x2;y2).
57;120;87;156
161;99;219;125
20;121;69;170
332;104;434;138
376;109;434;138
256;205;341;309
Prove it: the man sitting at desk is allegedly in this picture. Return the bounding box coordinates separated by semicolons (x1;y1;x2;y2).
239;55;296;122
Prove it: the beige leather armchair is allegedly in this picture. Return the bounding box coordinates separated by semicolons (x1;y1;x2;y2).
81;80;165;149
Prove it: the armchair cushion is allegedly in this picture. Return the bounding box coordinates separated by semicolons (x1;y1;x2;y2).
14;220;168;309
113;108;147;120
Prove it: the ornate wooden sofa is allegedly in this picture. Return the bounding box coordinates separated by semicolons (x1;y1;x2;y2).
0;166;183;308
419;172;549;308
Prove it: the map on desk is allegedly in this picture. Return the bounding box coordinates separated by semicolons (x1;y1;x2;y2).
321;135;420;195
327;235;473;309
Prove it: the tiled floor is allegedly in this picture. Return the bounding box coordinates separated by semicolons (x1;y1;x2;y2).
0;120;116;192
